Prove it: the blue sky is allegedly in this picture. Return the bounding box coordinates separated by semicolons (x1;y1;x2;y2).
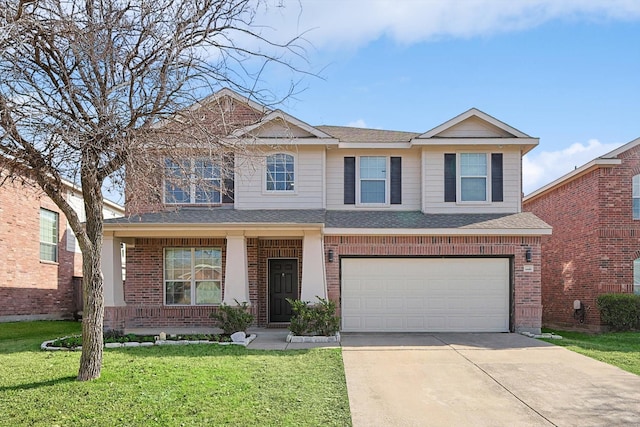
250;0;640;195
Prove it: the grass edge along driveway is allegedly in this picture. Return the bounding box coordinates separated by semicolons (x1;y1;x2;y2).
541;329;640;376
0;321;351;427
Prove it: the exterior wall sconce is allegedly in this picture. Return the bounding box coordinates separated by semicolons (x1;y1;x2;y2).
525;248;532;263
328;249;334;263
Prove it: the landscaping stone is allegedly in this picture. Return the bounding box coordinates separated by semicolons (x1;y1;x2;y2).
42;333;258;350
286;332;341;343
231;331;246;343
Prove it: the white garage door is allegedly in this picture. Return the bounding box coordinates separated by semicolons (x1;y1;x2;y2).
341;258;510;332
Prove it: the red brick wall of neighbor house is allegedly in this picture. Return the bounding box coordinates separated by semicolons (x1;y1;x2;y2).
105;237;303;330
0;180;79;320
324;235;543;332
524;146;640;330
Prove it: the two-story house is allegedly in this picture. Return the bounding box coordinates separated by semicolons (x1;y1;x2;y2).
524;138;640;331
0;175;124;321
102;88;551;334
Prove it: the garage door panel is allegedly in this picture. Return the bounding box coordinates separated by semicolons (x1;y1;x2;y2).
341;258;509;332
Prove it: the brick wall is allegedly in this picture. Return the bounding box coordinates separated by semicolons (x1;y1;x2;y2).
256;239;303;326
324;235;543;333
107;237;303;330
0;179;80;320
524;145;640;330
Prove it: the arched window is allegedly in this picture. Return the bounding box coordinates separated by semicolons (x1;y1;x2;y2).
633;175;640;219
266;153;294;191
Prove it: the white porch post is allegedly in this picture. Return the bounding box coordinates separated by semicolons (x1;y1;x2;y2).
102;234;125;307
300;230;327;302
223;234;250;305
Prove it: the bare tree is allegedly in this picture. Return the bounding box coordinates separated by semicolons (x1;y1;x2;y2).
0;0;308;381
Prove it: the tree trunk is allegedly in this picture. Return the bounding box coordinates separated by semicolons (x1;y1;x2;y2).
77;245;104;381
77;159;105;381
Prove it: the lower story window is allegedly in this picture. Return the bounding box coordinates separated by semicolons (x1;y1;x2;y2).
164;248;222;305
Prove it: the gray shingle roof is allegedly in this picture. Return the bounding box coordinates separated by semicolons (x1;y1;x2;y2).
105;208;550;231
315;126;420;143
105;208;326;225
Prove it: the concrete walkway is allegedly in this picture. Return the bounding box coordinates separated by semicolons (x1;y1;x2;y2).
340;333;640;427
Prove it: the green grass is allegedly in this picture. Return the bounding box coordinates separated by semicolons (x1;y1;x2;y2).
0;321;351;427
541;329;640;376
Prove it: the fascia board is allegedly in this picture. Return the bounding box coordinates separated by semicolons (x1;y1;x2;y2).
524;158;622;202
323;227;552;236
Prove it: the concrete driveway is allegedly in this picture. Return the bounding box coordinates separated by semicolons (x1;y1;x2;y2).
341;333;640;427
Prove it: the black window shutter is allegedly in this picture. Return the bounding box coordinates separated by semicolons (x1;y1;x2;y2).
390;157;402;204
344;157;356;204
444;153;456;202
491;153;503;202
222;154;234;203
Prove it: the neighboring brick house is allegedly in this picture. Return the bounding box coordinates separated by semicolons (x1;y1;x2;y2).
0;175;124;321
523;139;640;331
102;88;551;333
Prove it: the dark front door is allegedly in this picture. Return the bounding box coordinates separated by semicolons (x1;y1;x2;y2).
269;259;298;322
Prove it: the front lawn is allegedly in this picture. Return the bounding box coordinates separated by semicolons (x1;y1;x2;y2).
0;321;351;427
541;329;640;376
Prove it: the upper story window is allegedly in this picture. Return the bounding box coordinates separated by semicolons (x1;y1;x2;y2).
460;153;487;202
633;175;640;219
266;153;294;191
40;208;58;262
164;248;222;305
359;156;387;203
165;158;221;204
444;153;503;203
343;156;402;205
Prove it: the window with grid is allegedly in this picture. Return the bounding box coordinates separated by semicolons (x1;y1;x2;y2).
164;248;222;305
359;156;387;204
266;153;294;191
164;158;221;204
40;208;58;262
460;153;487;202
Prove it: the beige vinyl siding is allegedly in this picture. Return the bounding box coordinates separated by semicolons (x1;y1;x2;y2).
235;146;325;209
326;148;421;210
422;147;521;214
435;116;513;138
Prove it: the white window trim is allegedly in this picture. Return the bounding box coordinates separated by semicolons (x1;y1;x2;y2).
40;208;59;263
163;158;222;205
163;247;223;306
632;175;640;220
263;152;297;195
356;156;390;206
457;152;490;204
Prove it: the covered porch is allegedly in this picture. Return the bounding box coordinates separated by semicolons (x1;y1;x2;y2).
102;209;328;330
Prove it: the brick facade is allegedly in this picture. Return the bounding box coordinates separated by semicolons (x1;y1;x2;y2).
325;235;543;332
0;180;82;321
107;234;542;332
105;237;303;330
524;145;640;331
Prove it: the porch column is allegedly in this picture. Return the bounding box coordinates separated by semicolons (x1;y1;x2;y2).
102;234;125;307
223;234;250;305
300;230;327;302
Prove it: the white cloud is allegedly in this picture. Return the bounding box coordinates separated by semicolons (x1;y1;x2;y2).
346;119;368;128
523;139;624;195
256;0;640;49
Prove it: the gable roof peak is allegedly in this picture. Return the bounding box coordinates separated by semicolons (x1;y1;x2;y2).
417;107;532;139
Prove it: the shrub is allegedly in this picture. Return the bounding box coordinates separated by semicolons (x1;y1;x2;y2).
210;300;254;334
286;297;340;336
596;293;640;331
